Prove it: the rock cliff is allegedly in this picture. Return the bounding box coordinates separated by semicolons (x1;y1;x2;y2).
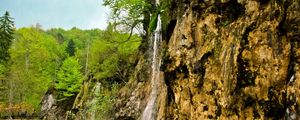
115;0;300;119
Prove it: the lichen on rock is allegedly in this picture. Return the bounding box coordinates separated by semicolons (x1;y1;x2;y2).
161;0;300;119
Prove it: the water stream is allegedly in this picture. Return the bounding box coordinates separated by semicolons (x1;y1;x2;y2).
142;2;162;119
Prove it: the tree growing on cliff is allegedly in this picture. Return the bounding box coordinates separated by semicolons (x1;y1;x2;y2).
56;57;83;97
103;0;152;36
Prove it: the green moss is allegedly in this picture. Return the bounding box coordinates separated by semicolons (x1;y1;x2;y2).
148;12;159;33
87;83;119;119
213;36;222;58
160;47;170;71
148;0;172;35
161;0;172;35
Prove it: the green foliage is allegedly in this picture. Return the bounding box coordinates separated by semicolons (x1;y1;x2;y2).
64;27;89;49
66;39;76;56
148;12;158;33
0;24;141;114
103;0;151;33
98;54;119;79
0;64;6;78
9;27;60;109
46;28;66;44
0;64;8;102
88;83;118;119
160;0;172;34
0;11;14;63
56;57;83;97
89;27;141;82
103;0;147;21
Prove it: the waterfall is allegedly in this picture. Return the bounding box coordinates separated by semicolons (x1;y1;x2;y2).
142;2;162;120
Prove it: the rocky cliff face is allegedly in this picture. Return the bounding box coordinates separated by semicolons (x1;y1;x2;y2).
115;0;300;119
40;87;74;120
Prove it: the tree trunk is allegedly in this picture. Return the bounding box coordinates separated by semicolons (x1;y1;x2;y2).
8;75;13;119
85;41;90;77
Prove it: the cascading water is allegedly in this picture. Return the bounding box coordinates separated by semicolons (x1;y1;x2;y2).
142;1;162;120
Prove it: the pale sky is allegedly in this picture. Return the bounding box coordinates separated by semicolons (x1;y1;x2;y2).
0;0;110;30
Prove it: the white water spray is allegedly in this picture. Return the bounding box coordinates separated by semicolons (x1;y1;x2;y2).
142;1;162;119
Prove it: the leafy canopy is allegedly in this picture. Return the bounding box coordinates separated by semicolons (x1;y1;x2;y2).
9;27;60;109
89;26;141;83
103;0;151;33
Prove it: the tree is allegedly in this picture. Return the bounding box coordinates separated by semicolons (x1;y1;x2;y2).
56;57;83;97
9;27;60;109
89;27;141;83
0;11;14;63
0;11;14;117
0;64;8;102
66;39;75;56
103;0;152;36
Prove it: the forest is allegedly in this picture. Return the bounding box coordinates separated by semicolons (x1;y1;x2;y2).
0;5;141;118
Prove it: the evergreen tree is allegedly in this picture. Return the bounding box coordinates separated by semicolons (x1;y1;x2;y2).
0;11;14;107
0;11;14;63
66;39;75;56
56;57;83;97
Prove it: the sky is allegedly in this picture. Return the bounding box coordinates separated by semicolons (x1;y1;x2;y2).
0;0;110;30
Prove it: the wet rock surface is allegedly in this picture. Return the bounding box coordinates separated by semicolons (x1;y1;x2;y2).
114;0;300;119
163;0;300;119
